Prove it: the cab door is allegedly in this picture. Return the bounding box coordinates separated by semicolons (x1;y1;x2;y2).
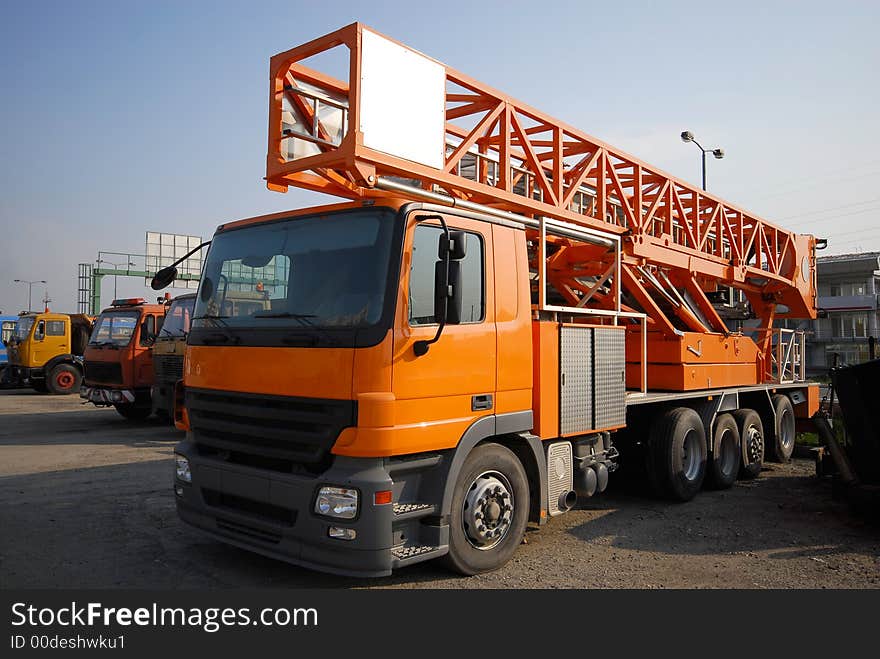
391;212;496;455
133;313;158;388
33;318;68;366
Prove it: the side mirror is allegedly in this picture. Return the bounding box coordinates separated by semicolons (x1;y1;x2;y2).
439;230;467;260
151;266;178;290
434;260;462;324
141;321;156;345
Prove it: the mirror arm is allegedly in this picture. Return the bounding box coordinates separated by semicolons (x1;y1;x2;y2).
414;215;450;357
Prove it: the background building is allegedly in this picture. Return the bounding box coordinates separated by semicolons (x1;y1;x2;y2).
806;251;880;373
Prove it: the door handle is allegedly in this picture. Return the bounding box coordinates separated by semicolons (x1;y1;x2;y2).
471;394;493;411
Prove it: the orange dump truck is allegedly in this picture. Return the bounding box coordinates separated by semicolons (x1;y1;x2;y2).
159;24;820;577
81;298;167;419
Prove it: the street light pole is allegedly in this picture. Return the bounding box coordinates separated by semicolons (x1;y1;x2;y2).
680;131;724;191
13;279;47;312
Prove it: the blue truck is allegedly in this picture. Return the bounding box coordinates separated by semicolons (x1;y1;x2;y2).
1;314;20;385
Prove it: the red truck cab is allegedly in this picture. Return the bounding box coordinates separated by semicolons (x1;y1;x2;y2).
81;298;167;419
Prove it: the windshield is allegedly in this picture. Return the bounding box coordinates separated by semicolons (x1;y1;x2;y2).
161;297;195;337
193;209;398;345
89;311;140;346
15;316;35;341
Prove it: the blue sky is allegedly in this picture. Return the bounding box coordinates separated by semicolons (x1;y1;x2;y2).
1;0;878;313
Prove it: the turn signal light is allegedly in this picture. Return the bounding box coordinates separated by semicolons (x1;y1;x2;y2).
374;490;392;505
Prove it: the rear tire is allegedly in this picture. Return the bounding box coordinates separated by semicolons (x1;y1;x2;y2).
763;394;796;463
114;404;152;420
47;364;81;395
443;443;529;576
646;407;707;501
706;413;740;490
733;409;764;479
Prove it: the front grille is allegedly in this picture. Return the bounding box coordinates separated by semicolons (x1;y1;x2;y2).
216;519;282;545
186;388;356;465
202;488;296;526
85;361;123;385
154;354;183;383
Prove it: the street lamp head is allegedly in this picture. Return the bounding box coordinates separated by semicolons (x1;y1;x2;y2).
712;148;725;160
680;130;694;143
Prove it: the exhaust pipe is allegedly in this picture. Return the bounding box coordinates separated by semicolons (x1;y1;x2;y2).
557;490;577;512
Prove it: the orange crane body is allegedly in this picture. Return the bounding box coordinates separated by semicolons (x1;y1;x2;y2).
170;24;819;577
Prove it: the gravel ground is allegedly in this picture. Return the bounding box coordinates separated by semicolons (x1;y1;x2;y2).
1;389;878;589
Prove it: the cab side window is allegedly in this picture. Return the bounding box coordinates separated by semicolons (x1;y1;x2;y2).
409;225;485;326
34;321;45;340
46;321;66;336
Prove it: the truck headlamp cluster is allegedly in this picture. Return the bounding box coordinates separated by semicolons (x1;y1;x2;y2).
175;454;191;483
314;486;358;519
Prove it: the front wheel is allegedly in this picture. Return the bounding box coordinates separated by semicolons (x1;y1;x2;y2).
47;364;81;395
114;404;152;420
443;443;529;576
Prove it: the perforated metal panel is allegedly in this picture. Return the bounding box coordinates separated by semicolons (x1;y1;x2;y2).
594;327;626;429
560;326;593;435
546;441;573;516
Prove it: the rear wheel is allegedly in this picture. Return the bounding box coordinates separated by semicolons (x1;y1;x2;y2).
733;409;764;479
706;413;740;490
114;404;152;420
763;394;796;463
444;443;529;576
646;407;707;501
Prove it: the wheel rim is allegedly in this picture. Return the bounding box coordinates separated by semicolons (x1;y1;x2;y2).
779;408;795;452
682;429;701;481
56;371;75;390
744;424;763;464
462;470;514;551
718;427;738;477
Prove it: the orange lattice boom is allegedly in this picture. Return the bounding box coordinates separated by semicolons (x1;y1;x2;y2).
265;22;817;390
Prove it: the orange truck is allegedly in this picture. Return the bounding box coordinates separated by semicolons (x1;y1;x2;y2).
81;298;167;419
157;24;820;577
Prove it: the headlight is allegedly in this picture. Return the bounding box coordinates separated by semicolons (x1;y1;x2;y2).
175;455;191;483
314;486;358;519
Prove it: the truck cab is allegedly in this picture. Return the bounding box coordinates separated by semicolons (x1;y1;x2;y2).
81;298;167;419
0;315;19;385
151;293;196;420
5;312;94;394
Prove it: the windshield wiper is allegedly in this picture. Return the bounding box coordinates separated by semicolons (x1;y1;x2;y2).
272;313;339;347
159;326;186;339
192;314;240;345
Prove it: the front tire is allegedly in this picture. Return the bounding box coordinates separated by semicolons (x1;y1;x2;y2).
47;364;81;395
114;404;152;420
444;443;529;576
646;407;707;501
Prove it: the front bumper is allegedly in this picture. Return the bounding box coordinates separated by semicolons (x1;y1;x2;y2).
174;439;398;577
8;366;41;385
80;385;136;405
